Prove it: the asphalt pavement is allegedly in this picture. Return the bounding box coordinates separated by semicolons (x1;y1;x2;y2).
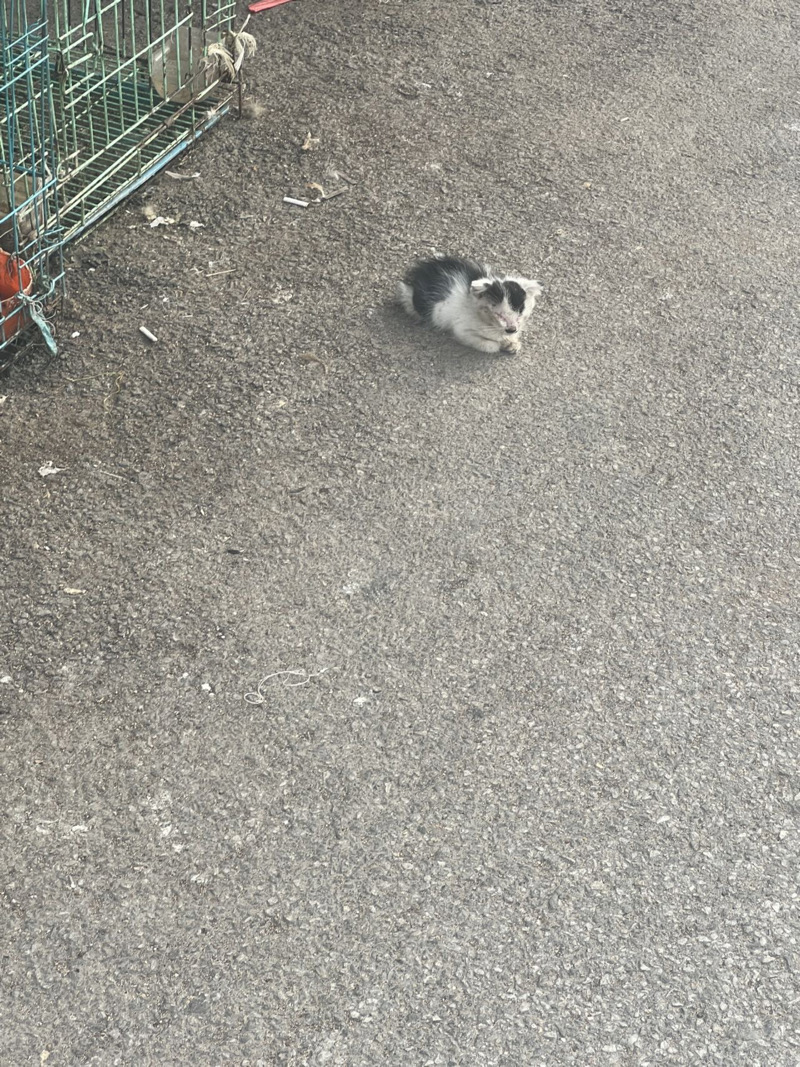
2;0;799;1063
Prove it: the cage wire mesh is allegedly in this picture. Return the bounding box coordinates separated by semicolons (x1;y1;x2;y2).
0;0;241;356
0;0;61;361
52;0;238;240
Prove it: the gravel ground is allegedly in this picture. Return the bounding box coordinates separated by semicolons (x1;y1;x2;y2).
2;0;799;1064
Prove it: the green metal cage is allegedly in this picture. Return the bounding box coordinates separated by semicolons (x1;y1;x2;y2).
0;0;61;362
0;0;242;357
52;0;238;239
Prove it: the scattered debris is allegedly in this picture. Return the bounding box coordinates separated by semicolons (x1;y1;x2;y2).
334;169;357;184
0;675;11;684
139;326;158;343
63;588;86;595
312;183;347;203
149;215;177;228
283;196;309;208
165;170;201;181
270;288;293;304
38;462;67;477
297;182;349;205
188;220;205;230
301;131;320;152
70;330;80;338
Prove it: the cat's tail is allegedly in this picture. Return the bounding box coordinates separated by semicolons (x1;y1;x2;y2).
396;281;419;319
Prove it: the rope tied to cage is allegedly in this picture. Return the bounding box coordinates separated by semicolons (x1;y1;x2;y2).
18;281;58;356
206;15;257;80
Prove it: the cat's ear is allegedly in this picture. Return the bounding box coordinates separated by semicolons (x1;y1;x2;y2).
470;278;494;297
471;278;503;302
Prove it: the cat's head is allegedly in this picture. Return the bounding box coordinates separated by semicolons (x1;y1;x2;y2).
470;276;542;334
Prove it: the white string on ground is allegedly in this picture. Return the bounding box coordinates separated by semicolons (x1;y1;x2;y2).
244;666;333;704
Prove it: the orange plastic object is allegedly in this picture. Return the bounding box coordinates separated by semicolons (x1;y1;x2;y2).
0;250;33;343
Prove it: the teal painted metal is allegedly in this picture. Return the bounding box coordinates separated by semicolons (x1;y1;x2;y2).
51;0;238;241
0;0;240;358
0;0;62;360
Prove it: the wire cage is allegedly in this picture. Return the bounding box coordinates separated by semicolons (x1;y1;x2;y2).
52;0;239;240
0;0;245;357
0;0;61;361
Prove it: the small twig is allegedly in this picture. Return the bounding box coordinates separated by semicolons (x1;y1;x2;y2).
103;371;125;411
205;268;237;278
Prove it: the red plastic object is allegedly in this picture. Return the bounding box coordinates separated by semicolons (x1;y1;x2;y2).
248;0;293;12
0;250;32;343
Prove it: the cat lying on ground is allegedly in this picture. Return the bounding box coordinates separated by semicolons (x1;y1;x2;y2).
398;256;542;354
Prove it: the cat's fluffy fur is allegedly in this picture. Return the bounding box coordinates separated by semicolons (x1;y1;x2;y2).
398;256;542;354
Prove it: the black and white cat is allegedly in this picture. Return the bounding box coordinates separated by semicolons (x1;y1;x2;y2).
398;256;542;354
